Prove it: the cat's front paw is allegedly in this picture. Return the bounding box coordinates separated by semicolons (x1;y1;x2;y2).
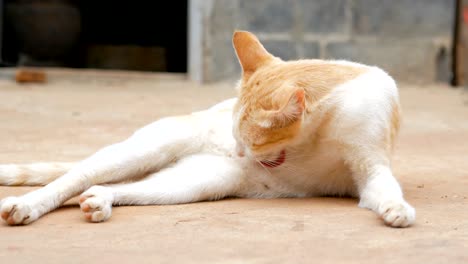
79;186;113;223
0;197;39;225
378;200;415;228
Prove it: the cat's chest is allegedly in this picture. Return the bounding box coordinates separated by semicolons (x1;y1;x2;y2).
193;106;355;197
246;145;354;197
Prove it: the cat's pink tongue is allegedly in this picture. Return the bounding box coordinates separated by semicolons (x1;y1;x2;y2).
260;150;286;168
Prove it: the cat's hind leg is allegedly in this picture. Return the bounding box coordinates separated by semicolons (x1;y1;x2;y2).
78;154;244;223
1;116;205;225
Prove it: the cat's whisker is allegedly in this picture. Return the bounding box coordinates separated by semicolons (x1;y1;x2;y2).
281;155;314;161
276;164;300;174
254;158;274;177
255;156;301;175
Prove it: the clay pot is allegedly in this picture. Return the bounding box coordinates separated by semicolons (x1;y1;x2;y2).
5;1;81;60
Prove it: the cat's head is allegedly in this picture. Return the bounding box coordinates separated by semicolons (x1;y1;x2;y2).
231;31;305;163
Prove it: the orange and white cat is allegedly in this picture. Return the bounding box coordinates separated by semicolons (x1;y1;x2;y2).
0;31;415;227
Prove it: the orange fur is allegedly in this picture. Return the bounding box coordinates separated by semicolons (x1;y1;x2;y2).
232;31;369;154
232;31;276;80
388;100;401;153
12;169;27;186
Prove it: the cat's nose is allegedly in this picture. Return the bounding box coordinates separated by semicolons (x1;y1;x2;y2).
236;143;245;157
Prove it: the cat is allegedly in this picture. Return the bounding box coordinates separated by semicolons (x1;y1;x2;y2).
0;31;415;228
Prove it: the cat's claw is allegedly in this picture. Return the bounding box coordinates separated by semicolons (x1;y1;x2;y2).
0;197;38;225
79;186;113;223
378;200;415;228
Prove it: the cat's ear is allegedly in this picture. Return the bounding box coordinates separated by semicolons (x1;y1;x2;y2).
232;31;274;79
279;89;305;122
268;90;305;128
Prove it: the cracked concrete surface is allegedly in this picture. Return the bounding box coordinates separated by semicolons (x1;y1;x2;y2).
0;69;467;263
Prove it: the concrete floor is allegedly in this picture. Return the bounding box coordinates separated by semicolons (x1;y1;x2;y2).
0;69;467;263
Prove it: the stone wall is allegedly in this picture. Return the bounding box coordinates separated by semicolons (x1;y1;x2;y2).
189;0;455;84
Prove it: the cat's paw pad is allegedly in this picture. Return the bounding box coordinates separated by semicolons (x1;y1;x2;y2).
378;200;415;228
0;197;38;225
79;186;113;223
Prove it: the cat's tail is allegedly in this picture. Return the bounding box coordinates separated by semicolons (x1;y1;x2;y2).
0;162;75;186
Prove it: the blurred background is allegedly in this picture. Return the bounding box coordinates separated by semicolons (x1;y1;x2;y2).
0;0;464;86
1;2;468;262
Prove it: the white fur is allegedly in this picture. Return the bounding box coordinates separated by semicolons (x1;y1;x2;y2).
0;66;414;227
0;162;74;186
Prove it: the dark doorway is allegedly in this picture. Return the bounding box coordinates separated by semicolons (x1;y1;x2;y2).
1;0;188;73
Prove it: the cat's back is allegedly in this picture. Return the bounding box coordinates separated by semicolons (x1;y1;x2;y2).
301;59;400;157
252;58;396;105
287;58;394;93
